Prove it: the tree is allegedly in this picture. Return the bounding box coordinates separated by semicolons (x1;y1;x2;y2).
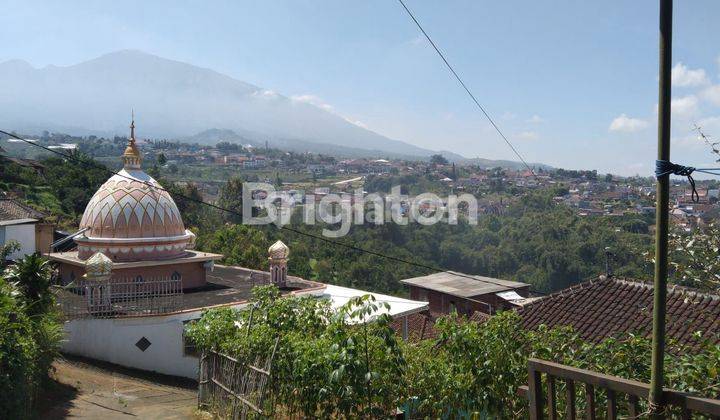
0;241;20;267
2;253;54;316
430;154;448;165
218;177;244;223
605;173;613;182
157;153;167;165
666;223;720;292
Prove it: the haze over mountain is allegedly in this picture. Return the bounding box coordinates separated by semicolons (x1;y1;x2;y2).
0;50;549;168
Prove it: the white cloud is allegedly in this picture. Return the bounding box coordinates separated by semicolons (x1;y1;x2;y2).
526;115;544;124
671;95;699;117
291;94;367;128
701;85;720;106
671;62;709;87
517;130;539;140
291;94;334;111
253;89;279;99
500;111;517;120
609;114;649;133
408;35;424;46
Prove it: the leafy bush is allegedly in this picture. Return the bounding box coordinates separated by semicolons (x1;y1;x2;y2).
189;286;720;418
0;254;62;419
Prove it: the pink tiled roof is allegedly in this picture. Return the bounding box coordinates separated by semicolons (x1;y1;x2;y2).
79;169;185;239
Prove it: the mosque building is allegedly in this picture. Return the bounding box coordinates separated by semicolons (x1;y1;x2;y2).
48;118;223;289
48;118;428;379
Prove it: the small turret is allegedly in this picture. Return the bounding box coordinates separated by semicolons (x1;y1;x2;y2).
268;240;289;288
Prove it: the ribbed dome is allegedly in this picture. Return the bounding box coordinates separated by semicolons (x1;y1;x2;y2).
75;117;192;261
268;240;289;260
79;169;185;238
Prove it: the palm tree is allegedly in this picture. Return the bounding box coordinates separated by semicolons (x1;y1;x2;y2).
2;253;54;316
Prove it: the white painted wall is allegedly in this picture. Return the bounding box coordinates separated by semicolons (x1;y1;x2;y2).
4;223;36;260
62;305;247;379
60;285;427;380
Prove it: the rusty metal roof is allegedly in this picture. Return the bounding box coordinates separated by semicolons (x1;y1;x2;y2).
400;271;529;298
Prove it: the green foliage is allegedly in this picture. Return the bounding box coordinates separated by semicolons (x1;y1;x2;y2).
188;287;404;418
0;240;21;265
196;224;269;269
666;223;720;292
217;176;244;224
3;254;54;316
3;156;652;296
0;254;62;419
430;154;449;165
189;291;720;418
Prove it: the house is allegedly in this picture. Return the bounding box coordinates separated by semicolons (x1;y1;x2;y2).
516;276;719;348
400;271;531;316
395;276;720;350
0;198;54;260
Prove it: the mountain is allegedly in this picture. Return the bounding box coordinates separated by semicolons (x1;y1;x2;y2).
0;50;546;168
0;51;443;156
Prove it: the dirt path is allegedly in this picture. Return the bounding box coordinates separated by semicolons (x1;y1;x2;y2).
35;355;199;419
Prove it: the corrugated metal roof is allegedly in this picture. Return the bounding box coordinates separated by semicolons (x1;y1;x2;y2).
400;271;528;298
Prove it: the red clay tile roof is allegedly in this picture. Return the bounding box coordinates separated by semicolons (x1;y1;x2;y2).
393;277;719;350
391;311;439;342
392;310;491;342
516;276;720;348
0;198;46;222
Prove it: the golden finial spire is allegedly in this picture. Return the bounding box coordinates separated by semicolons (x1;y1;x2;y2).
130;109;135;142
122;110;142;169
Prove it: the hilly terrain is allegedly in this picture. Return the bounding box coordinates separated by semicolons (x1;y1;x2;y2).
0;50;548;167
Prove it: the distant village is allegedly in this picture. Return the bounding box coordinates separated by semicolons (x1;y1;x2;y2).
4;131;718;232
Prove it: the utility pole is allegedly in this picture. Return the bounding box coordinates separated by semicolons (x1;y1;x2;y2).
649;0;672;416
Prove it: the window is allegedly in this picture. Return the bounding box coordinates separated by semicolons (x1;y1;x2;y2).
171;271;181;281
182;320;199;357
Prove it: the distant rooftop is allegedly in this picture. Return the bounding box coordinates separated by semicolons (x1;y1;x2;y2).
0;198;46;224
400;271;529;298
321;284;428;322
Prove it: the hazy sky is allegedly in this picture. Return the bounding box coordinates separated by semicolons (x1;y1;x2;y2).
2;0;720;175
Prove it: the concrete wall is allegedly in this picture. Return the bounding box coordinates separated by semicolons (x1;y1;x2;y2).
58;261;208;289
3;223;36;260
62;306;246;379
35;223;54;254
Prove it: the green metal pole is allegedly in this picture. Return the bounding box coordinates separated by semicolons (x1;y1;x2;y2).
649;0;672;415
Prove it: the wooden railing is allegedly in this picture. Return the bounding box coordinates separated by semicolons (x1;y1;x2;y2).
519;358;720;419
198;340;279;419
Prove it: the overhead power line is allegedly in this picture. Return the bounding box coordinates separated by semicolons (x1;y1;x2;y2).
396;0;536;177
0;129;546;293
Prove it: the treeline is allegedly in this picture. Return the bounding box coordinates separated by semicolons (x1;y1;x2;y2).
196;180;652;294
1;156;652;295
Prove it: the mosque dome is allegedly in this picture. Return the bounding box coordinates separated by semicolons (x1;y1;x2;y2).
268;240;289;260
84;252;113;279
75;117;193;261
